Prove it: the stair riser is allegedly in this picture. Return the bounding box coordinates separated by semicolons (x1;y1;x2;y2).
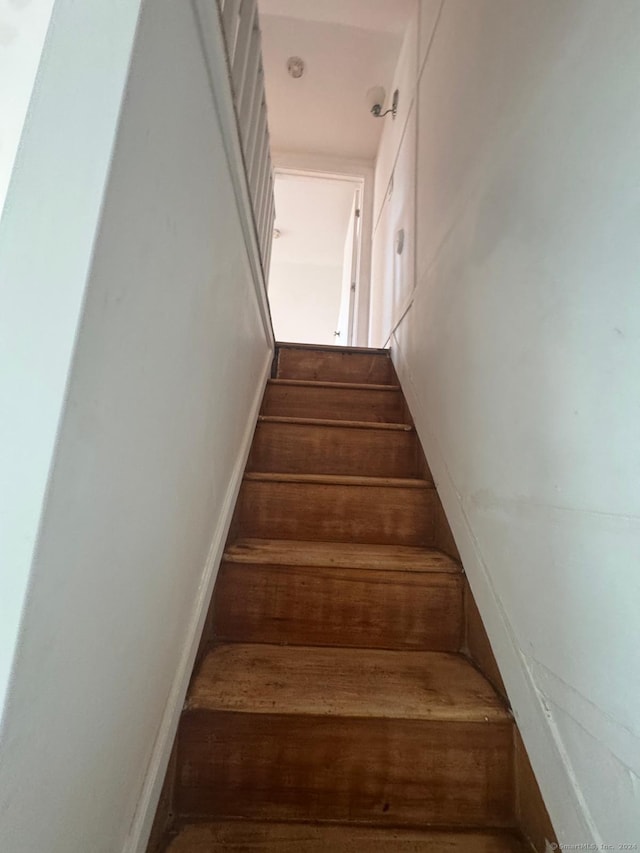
167;824;528;853
177;713;514;827
237;481;437;545
277;349;394;384
248;422;418;478
213;564;463;650
263;384;405;424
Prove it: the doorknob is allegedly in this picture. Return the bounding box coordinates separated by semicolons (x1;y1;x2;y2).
333;331;341;337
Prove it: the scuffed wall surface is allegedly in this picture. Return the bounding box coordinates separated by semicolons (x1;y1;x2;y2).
0;0;144;721
374;0;640;845
0;0;55;209
0;1;272;850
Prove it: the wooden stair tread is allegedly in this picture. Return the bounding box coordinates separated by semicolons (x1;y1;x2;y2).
244;472;432;489
268;378;401;392
166;822;527;852
224;539;460;574
258;415;412;432
187;645;509;723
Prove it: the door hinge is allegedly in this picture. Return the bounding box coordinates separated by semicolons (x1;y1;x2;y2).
355;209;361;218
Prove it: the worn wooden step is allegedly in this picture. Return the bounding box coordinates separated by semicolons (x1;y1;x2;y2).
176;645;514;828
236;473;437;546
166;822;528;852
214;540;462;650
247;416;419;478
276;344;394;384
185;645;509;724
263;379;405;423
224;539;461;573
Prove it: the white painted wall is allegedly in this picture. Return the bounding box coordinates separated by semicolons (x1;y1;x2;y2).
0;0;55;212
369;0;418;347
375;0;640;844
0;0;145;725
269;261;343;344
0;1;272;851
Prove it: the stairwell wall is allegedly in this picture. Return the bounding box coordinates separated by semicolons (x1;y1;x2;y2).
0;0;56;212
0;2;273;852
372;0;640;846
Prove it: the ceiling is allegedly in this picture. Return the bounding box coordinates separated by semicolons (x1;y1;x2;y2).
271;174;359;267
258;1;414;161
258;0;415;35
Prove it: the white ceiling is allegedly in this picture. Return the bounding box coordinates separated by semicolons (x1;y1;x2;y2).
258;1;414;161
258;0;415;35
271;174;359;267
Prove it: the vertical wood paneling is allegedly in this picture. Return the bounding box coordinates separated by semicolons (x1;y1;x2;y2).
218;0;273;278
249;105;267;192
255;141;271;249
238;31;261;143
259;168;274;263
222;0;241;59
252;130;268;213
231;1;256;100
264;202;275;279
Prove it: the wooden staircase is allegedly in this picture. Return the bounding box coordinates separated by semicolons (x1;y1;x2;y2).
157;344;538;852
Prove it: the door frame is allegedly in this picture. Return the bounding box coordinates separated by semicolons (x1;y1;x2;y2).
270;151;374;347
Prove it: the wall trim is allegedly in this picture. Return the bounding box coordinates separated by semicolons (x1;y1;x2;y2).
272;149;374;176
191;0;275;349
122;348;273;853
390;330;600;849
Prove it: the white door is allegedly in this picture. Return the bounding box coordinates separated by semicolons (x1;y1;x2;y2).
268;173;363;345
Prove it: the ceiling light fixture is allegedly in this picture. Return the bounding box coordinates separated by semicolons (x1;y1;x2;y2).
287;57;305;79
367;86;399;120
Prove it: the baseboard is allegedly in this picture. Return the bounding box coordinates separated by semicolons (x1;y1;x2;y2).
390;330;599;848
122;346;274;853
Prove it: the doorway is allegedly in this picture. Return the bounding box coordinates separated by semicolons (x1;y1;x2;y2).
267;170;363;346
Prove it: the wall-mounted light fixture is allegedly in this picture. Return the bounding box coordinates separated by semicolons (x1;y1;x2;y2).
367;86;399;120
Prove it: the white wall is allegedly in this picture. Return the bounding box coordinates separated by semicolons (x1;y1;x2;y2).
269;261;343;344
374;0;640;845
0;0;144;725
369;0;418;347
0;0;55;211
0;1;272;851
